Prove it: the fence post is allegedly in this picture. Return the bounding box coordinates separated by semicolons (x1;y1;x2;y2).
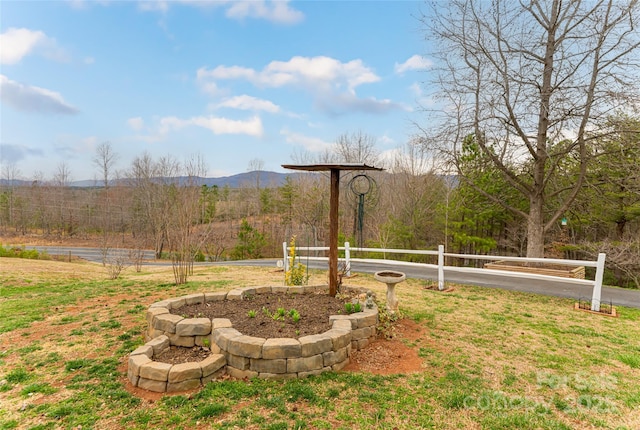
282;242;289;273
438;244;445;291
344;241;351;277
591;253;606;312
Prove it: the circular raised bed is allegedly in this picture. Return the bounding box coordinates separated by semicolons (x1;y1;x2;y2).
128;285;378;393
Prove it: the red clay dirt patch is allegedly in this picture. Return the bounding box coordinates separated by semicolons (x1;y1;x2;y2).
343;318;426;374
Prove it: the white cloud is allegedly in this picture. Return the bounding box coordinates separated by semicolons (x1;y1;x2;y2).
138;0;303;24
224;0;303;25
197;56;400;116
0;74;78;115
0;27;69;65
213;95;280;113
198;56;379;92
158;115;263;137
127;117;145;131
280;129;333;153
0;28;46;64
394;55;433;74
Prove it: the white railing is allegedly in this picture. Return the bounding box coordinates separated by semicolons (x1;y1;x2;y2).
283;242;607;312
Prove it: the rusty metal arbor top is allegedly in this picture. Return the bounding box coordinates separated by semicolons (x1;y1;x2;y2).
281;163;383;172
282;163;384;296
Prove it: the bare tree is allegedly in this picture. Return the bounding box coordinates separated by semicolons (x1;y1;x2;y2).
128;152;179;258
167;154;211;284
93;142;119;263
53;162;73;236
420;0;640;257
334;131;379;165
0;161;21;232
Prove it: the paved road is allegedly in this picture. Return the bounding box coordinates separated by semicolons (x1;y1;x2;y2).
221;258;640;309
22;246;640;309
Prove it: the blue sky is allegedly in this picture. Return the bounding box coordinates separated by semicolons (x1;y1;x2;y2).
1;0;434;180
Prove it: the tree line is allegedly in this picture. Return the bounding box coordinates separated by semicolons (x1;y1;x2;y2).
1;1;638;287
1;122;638;288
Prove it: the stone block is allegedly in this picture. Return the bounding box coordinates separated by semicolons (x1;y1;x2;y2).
128;354;151;379
137;377;167;393
149;300;171;309
128;375;139;387
357;338;370;350
299;286;319;294
154;314;183;334
298;334;333;357
213;328;242;351
250;358;287;374
227;335;265;359
167;379;201;393
147;328;164;340
176;318;211;336
166;333;195;347
287;355;323;373
184;293;204;305
169;362;202;383
323;347;348;367
332;359;349;371
212;318;232;329
262;338;302;359
130;345;153;358
238;287;256;297
140;361;172;381
352;327;371;341
146;307;169;326
167;297;186;310
330;317;355;330
226;353;249;370
253;286;272;294
326;329;351;350
200;354;226;377
226;289;244;300
205;291;227;302
226;367;258;380
147;335;170;354
357;310;378;329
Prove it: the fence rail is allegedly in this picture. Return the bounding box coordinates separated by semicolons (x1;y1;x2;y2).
283;242;607;312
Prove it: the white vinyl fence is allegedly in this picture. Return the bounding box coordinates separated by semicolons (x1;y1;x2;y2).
283;242;607;312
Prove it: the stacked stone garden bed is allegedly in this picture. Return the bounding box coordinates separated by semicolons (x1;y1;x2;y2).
128;285;378;393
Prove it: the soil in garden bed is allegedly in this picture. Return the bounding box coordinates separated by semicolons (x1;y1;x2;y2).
171;292;351;339
154;345;211;364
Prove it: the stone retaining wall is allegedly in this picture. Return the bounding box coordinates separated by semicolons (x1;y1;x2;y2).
128;286;378;392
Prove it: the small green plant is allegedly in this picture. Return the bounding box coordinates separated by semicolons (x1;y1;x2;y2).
247;310;257;318
376;301;403;339
276;307;286;318
344;302;362;314
285;236;309;286
202;337;211;348
290;309;301;323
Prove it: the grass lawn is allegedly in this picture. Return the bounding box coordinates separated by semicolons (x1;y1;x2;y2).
1;257;639;429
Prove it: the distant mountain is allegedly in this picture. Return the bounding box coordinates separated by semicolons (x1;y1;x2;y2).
0;171;295;188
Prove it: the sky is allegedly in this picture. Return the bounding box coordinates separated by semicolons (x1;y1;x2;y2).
0;0;435;181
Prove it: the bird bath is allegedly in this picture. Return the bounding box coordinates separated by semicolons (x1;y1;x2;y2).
374;271;406;314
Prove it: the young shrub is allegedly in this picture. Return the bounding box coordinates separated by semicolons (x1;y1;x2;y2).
285;236;309;286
